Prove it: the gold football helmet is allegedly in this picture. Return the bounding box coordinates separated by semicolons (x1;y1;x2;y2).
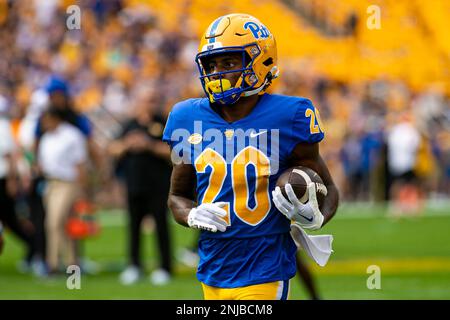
196;13;279;105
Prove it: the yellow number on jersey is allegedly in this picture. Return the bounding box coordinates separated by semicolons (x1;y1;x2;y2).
305;108;324;134
194;146;271;226
232;147;271;226
195;148;230;225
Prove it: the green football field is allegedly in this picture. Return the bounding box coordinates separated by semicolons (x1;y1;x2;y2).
1;203;450;300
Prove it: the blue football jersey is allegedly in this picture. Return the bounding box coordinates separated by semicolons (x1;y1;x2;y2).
163;93;324;287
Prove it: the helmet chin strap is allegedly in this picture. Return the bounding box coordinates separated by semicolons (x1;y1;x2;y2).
242;79;268;97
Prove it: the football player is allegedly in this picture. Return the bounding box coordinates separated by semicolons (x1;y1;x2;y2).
163;13;339;300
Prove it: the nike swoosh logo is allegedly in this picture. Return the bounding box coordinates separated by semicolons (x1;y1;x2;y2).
250;130;267;138
299;214;313;222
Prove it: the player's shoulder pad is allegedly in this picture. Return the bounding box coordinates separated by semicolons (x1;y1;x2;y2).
285;95;315;112
295;97;315;110
266;94;315;111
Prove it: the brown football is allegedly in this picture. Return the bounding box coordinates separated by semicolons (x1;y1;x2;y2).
276;166;327;206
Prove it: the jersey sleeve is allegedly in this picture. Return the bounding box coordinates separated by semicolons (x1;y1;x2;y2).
162;100;191;149
162;111;177;148
289;99;325;152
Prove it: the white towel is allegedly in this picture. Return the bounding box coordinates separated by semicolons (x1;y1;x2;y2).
290;223;334;267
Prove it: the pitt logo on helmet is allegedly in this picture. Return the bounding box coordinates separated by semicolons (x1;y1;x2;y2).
195;13;279;105
244;21;270;39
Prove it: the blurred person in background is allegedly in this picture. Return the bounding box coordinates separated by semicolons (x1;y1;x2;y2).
340;131;364;201
412;88;450;199
33;76;93;146
30;76;103;274
17;76;96;275
18;86;52;275
432;129;450;198
0;95;36;267
108;94;173;286
37;107;88;275
387;112;422;216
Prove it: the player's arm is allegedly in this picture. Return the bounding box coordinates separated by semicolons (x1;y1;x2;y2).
168;163;228;232
168;163;197;227
288;142;339;226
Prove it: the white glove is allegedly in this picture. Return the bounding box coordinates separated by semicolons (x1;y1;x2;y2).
187;202;228;232
272;183;324;230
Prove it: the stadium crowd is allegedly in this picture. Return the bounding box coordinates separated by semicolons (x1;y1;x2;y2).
0;0;449;281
